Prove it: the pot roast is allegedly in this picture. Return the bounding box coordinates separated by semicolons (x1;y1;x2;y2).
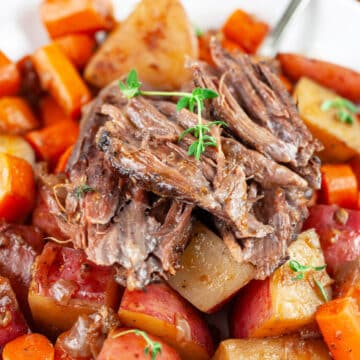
36;41;322;289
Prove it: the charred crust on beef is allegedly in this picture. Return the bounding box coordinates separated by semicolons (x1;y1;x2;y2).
39;43;322;288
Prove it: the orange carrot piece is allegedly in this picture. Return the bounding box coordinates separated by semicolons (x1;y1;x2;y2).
277;53;360;102
55;144;74;174
3;333;54;360
40;0;115;38
25;120;79;168
279;74;293;93
320;164;358;209
0;51;21;97
0;153;35;222
39;95;72;126
0;97;39;135
198;31;215;66
316;297;360;360
32;43;92;118
222;9;269;54
55;34;96;69
221;36;245;54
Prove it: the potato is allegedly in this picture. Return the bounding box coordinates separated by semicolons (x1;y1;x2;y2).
0;134;35;167
168;223;256;313
118;282;214;360
85;0;198;90
98;328;181;360
29;243;121;337
212;336;331;360
293;77;360;163
231;230;332;338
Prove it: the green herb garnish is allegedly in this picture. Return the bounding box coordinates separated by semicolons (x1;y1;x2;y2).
74;184;95;199
113;329;162;360
119;69;227;160
194;25;204;37
321;97;358;125
289;260;328;302
313;276;329;302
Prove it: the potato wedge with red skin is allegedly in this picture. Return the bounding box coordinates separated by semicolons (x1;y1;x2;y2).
98;328;181;360
0;222;44;318
303;205;360;274
168;223;255;313
118;282;214;360
0;277;29;354
29;243;121;337
231;230;332;338
213;336;331;360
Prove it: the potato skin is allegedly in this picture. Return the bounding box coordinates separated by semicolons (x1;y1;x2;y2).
85;0;198;90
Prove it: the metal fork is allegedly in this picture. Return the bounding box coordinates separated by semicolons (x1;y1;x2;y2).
259;0;311;57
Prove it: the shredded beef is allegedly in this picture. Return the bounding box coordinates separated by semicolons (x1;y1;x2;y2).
39;41;322;287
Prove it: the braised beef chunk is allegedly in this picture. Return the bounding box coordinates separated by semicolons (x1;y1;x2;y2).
40;42;321;287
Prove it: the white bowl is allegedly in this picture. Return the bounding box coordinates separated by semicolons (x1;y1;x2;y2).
1;0;360;71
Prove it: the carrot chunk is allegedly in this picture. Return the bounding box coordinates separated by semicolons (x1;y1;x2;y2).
0;51;21;97
54;144;74;174
40;0;115;38
277;53;360;102
25;120;79;168
222;9;269;54
32;43;92;118
320;164;358;209
3;333;54;360
316;297;360;360
221;36;245;54
39;95;72;126
0;97;39;135
55;34;96;69
0;153;35;222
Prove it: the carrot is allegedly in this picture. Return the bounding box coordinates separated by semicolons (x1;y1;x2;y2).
40;0;115;38
2;333;54;360
222;9;269;54
55;144;74;174
277;53;360;102
55;34;96;69
0;96;39;135
32;43;92;118
39;95;72;126
221;36;245;54
25;120;79;168
320;164;358;209
198;31;215;66
0;51;21;97
316;297;360;360
0;153;35;222
279;74;293;93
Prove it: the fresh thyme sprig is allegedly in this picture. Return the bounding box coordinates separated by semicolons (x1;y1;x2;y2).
119;69;227;160
321;97;359;125
112;329;162;360
74;184;95;199
289;260;328;301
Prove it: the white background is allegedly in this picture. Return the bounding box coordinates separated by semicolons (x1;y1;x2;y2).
1;0;360;71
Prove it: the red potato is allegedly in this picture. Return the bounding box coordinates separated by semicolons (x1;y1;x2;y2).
0;277;29;353
0;222;43;318
98;328;181;360
168;223;255;313
118;282;214;360
213;336;331;360
29;243;121;337
303;205;360;274
231;230;332;338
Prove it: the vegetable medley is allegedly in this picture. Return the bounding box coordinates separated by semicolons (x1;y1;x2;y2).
1;1;360;359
